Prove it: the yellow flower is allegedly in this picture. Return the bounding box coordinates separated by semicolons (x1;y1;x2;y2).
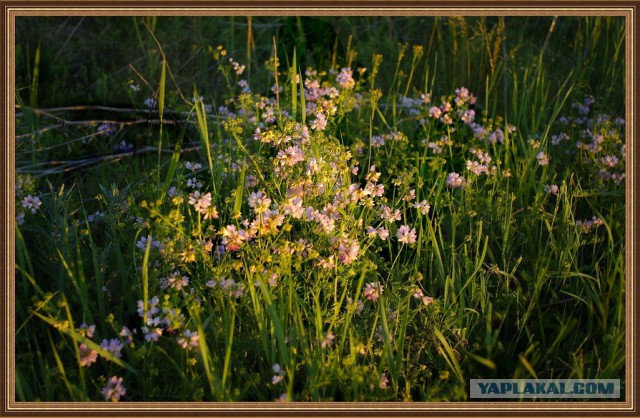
179;246;196;263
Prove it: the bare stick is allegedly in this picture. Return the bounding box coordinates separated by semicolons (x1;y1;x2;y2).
141;20;190;106
129;64;155;94
16;118;194;140
17;145;202;176
16;104;189;118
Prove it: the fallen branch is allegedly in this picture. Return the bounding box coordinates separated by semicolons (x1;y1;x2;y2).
16;118;193;140
16;145;202;176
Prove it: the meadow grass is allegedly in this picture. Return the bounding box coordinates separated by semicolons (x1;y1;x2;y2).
14;16;625;402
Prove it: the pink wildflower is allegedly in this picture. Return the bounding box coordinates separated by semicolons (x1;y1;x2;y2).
428;106;442;119
276;145;305;166
422;295;434;306
100;338;124;360
77;323;96;338
413;200;431;215
79;344;98;367
397;225;417;244
371;135;385;147
336;67;355;89
143;326;163;342
601;155;619;168
21;195;42;214
164;271;190;291
466;160;490;176
377;227;389;240
537;152;550;166
311;112;327;131
177;329;199;350
188;191;212;214
282;197;304;219
379;372;389;390
272;363;285;385
321;331;335;348
338;236;360;265
446;172;467;188
248;191;272;214
461;109;475;124
102;376;127;402
363;282;384;302
379;205;402;222
317;255;336;270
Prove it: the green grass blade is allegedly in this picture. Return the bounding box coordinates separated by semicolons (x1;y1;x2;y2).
161;109;192;199
47;330;78;400
141;233;152;320
80;205;105;319
156;59;167;188
433;327;464;384
233;163;246;217
16;226;39;295
518;354;539;379
290;48;297;120
158;59;166;124
30;40;40;107
220;304;236;396
467;352;496;370
55;248;92;326
33;310;138;375
195;312;220;399
257;277;290;369
299;68;306;126
193;90;216;192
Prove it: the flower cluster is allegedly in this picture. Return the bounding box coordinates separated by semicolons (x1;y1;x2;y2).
102;376;127;402
397;225;417;245
554;97;625;186
15;176;41;226
576;216;605;233
176;329;199;350
446;172;467;189
364;282;384;302
466;148;496;176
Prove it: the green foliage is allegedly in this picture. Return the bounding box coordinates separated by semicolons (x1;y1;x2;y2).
15;16;625;402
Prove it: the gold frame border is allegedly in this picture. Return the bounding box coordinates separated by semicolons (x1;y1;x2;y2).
3;3;636;416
